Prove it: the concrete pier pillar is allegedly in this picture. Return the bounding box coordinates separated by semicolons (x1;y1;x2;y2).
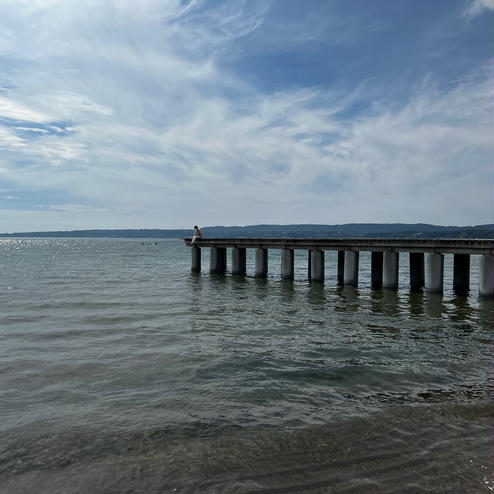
425;253;444;293
337;251;345;285
281;249;294;280
383;252;399;289
479;254;494;297
191;246;201;272
311;250;325;283
255;248;268;278
343;251;359;286
210;247;227;274
410;253;425;291
231;247;246;275
453;254;470;296
371;251;383;289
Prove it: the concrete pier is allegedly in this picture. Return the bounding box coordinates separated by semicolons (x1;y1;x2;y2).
186;238;494;296
383;252;399;289
453;254;470;296
231;247;246;275
371;252;383;288
344;251;359;286
410;253;425;291
311;250;325;282
337;251;345;285
255;248;268;278
281;249;295;280
191;246;201;272
210;247;227;274
479;254;494;297
425;253;444;293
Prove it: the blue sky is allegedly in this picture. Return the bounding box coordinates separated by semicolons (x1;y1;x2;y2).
0;0;492;231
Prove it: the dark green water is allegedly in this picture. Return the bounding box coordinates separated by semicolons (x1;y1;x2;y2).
1;238;493;493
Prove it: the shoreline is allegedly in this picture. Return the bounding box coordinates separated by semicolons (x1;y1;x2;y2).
3;401;493;493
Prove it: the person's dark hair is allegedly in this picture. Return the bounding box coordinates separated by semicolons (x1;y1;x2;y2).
194;225;198;229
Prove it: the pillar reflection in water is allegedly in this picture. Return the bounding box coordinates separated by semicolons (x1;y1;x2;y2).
279;278;296;303
370;288;399;316
407;290;425;317
307;282;326;305
334;285;360;313
424;292;446;319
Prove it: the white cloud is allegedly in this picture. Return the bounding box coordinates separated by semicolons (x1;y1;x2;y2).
38;92;114;120
0;1;492;231
0;126;27;151
3;65;491;228
0;97;53;123
15;127;48;133
464;0;494;19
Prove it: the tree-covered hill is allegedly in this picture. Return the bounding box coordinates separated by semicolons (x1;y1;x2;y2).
1;223;492;239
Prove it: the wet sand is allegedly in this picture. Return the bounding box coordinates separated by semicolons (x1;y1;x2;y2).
2;403;493;493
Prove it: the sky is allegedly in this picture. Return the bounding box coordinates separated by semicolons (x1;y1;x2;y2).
0;0;492;232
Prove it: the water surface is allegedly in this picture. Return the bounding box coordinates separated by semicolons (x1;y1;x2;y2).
1;239;492;493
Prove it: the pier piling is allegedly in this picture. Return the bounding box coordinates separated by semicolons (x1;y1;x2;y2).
425;253;444;293
232;247;246;275
191;246;201;272
255;248;268;278
185;238;494;297
479;254;494;297
383;252;399;289
311;249;325;282
281;249;295;280
344;251;359;286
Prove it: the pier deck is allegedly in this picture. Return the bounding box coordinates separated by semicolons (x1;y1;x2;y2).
184;238;494;255
184;238;494;296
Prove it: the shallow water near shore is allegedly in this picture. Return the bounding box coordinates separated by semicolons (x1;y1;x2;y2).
1;238;493;493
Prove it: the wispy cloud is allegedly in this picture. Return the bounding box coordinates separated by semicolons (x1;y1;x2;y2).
0;0;492;230
464;0;494;18
0;97;53;123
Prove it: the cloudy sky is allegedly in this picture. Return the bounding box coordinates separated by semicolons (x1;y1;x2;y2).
0;0;492;232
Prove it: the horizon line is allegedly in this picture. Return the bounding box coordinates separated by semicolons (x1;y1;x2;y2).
1;222;493;236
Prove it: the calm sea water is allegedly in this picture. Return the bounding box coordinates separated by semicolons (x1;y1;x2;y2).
1;238;493;493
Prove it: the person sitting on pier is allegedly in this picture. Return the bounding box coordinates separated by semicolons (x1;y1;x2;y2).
191;225;202;245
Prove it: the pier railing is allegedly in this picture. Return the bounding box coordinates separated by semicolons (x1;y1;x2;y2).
184;238;494;297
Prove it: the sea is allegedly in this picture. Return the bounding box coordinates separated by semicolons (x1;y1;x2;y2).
1;238;493;493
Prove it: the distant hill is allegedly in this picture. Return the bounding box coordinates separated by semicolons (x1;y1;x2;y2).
0;223;492;239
